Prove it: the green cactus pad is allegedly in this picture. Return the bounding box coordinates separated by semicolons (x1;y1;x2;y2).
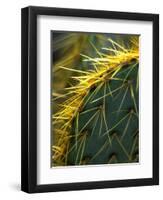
68;62;139;165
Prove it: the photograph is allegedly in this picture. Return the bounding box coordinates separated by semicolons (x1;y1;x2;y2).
51;32;139;167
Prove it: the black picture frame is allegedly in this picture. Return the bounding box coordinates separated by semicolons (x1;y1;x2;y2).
21;6;159;193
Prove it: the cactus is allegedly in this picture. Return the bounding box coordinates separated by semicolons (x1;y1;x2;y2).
51;33;139;166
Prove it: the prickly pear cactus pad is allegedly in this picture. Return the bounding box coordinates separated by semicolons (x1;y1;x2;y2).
51;32;139;167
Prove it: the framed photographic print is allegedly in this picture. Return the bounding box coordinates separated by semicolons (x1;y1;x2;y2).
21;6;159;193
